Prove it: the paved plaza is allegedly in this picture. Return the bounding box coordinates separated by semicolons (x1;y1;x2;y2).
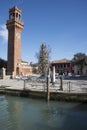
0;77;87;93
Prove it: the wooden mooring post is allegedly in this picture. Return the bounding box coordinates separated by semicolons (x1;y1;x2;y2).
23;79;26;90
46;69;50;101
68;81;70;92
60;77;63;90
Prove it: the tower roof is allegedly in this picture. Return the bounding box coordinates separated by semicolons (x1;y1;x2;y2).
9;6;22;14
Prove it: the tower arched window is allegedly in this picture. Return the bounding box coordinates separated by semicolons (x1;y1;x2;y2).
16;13;18;18
12;13;15;18
9;14;13;19
19;14;21;20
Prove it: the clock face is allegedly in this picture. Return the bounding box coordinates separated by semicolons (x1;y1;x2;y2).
16;33;21;39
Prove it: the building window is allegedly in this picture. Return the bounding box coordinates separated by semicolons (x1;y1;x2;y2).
64;64;66;68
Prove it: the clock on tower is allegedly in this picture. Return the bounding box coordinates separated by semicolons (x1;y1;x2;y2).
16;33;21;39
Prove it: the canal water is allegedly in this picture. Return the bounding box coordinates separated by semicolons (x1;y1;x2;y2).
0;95;87;130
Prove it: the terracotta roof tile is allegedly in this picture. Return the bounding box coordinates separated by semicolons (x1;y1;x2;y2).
51;58;71;64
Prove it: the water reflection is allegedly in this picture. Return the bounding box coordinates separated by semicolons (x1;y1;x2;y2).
41;102;81;130
0;95;87;130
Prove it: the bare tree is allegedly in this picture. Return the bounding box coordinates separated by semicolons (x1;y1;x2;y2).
37;43;51;76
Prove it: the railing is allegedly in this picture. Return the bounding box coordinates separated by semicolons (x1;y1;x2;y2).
23;77;47;91
23;77;87;93
64;80;87;93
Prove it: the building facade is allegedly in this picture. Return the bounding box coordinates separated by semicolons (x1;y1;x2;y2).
51;58;72;75
72;65;87;75
16;61;32;76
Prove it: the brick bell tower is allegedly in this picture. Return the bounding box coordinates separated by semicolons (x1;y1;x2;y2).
6;6;24;76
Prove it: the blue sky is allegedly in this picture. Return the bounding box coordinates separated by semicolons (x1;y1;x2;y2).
0;0;87;63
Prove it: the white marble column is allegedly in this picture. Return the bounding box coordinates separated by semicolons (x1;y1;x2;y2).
2;67;6;79
53;66;55;83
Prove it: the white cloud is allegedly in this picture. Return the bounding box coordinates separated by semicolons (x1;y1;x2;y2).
0;24;8;43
